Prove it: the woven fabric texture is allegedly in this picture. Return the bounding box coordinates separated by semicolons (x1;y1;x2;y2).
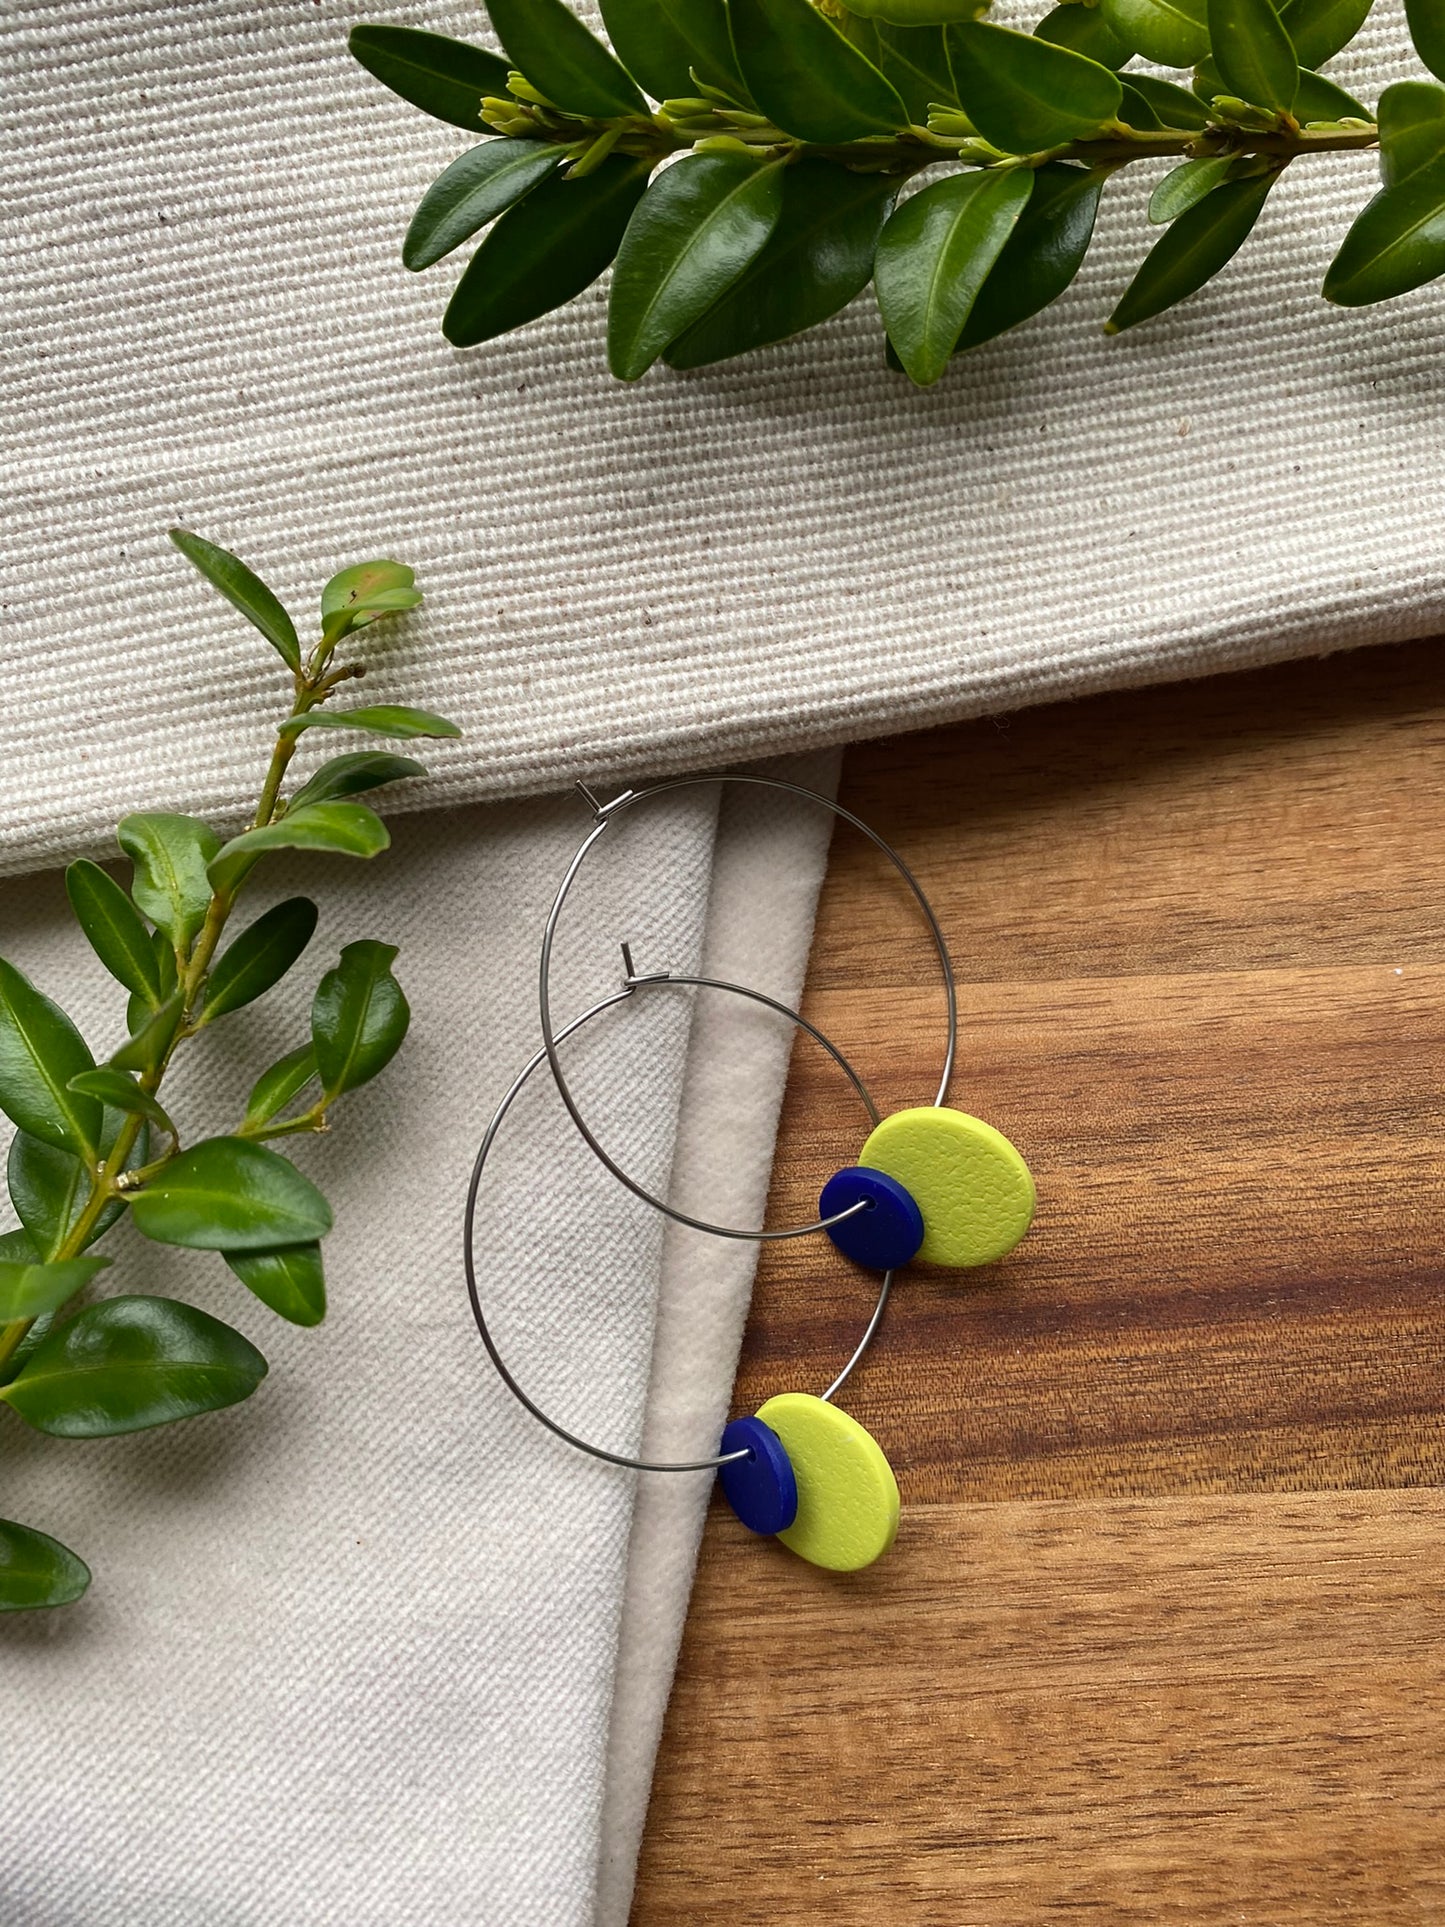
3;1;1435;880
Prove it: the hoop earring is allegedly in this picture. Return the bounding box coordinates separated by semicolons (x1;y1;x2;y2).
464;776;1038;1572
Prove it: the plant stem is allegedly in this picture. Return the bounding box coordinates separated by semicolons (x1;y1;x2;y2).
505;100;1382;176
245;1105;329;1142
0;653;340;1371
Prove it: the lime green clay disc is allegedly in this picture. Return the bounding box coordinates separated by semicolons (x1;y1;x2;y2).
755;1393;900;1572
859;1105;1035;1268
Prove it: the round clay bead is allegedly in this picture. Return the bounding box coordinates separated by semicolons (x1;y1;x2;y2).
859;1105;1035;1268
754;1393;900;1572
718;1415;799;1535
819;1164;925;1271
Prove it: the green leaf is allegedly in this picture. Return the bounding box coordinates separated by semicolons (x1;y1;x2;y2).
727;0;907;142
4;1135;83;1260
288;752;427;813
117;813;220;952
200;898;319;1025
243;1045;319;1131
483;0;647;115
0;959;100;1159
207;803;390;898
1292;66;1369;120
65;861;163;1008
1125;71;1210;125
0;1229;38;1264
876;166;1033;384
404;141;568;272
322;585;421;623
0;1255;109;1324
1100;0;1210;66
871;22;960;115
319;559;420;634
1035;4;1132;67
168;529;300;673
2;1305;54;1380
1323;151;1445;304
956;160;1105;349
1149;152;1235;221
127;932;177;1037
279;705;461;742
7;1125;142;1259
1279;0;1372;67
8;1135;91;1262
0;1295;268;1438
599;0;748;99
946;21;1122;151
1378;79;1445;186
1107;169;1276;330
67;1070;175;1139
349;24;511;129
609;155;785;379
109;992;182;1077
312;941;410;1099
130;1138;332;1252
596;0;699;97
1118;79;1165;126
223;1244;326;1328
444;155;652;348
321;558;412;608
666;161;896;366
1208;0;1298;113
1407;0;1445;84
0;1519;90;1612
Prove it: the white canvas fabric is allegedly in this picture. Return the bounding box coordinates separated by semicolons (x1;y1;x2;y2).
0;770;834;1926
2;1;1436;881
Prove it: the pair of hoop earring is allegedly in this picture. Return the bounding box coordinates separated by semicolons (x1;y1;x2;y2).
464;776;1036;1573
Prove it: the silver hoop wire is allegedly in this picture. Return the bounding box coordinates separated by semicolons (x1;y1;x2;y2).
464;971;893;1474
537;774;958;1246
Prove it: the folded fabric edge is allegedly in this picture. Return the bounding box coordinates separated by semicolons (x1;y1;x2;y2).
2;597;1428;885
591;752;843;1927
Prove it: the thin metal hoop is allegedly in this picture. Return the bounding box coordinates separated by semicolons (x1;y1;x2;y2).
537;774;957;1246
464;971;893;1475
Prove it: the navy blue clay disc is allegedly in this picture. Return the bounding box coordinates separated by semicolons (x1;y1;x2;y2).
819;1164;925;1271
718;1416;799;1536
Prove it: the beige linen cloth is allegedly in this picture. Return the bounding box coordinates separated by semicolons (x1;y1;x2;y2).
2;0;1436;1920
0;771;837;1927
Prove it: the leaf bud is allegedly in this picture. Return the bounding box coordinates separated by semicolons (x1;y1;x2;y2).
1211;96;1281;130
506;71;559;110
481;95;536;137
927;111;981;137
567;126;624;177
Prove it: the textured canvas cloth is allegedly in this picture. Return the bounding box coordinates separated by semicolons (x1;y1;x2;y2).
0;772;833;1926
2;1;1437;881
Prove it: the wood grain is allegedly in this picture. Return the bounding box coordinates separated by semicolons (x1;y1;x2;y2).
633;636;1445;1922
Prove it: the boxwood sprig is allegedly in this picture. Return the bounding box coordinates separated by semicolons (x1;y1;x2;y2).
351;0;1441;386
0;532;460;1613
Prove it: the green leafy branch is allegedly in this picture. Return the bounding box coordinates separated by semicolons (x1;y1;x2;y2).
350;0;1445;385
0;534;460;1613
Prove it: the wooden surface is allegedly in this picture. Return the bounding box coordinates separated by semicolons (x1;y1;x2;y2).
632;636;1445;1924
